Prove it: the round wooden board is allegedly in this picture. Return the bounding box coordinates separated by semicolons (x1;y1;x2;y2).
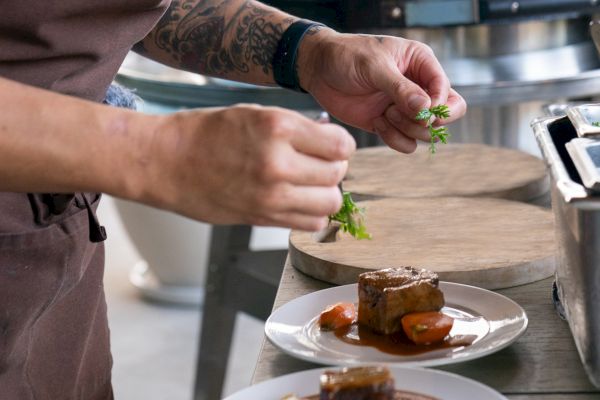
344;144;549;202
290;197;555;289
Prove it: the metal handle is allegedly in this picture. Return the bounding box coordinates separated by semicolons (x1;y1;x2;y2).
481;0;599;20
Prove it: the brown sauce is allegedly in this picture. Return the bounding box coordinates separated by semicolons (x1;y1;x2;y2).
303;390;437;400
333;322;477;356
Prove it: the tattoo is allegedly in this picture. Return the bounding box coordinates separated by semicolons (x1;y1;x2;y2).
151;0;292;77
306;25;323;35
359;34;385;44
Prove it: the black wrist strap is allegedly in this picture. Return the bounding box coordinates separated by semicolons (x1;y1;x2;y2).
272;20;324;93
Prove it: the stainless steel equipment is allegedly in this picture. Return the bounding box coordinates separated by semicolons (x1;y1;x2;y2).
267;0;600;28
118;2;600;155
532;108;600;388
379;17;600;154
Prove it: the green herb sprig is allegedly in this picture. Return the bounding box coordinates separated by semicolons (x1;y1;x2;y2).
415;104;451;154
328;192;371;240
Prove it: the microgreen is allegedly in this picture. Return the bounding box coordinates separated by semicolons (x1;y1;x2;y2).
415;104;451;154
328;192;371;240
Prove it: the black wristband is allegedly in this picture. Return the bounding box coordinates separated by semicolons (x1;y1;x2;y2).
272;20;324;93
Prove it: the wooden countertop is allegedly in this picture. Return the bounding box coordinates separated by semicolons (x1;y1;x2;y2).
252;257;600;399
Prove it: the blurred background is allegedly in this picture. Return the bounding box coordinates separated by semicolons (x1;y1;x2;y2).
106;1;600;399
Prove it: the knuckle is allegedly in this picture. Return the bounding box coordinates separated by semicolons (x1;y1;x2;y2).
331;134;347;159
326;161;345;185
259;112;279;132
259;185;285;211
415;41;435;56
257;153;288;183
258;111;289;139
328;127;353;159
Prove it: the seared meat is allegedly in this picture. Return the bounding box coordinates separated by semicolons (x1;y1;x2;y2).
319;366;395;400
358;267;445;335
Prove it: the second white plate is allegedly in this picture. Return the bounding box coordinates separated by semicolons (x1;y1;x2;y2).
225;366;507;400
265;282;527;367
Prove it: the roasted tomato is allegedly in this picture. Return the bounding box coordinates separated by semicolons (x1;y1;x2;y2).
401;311;454;345
319;302;356;331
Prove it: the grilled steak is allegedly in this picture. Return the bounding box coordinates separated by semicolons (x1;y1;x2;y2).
358;267;445;335
319;366;395;400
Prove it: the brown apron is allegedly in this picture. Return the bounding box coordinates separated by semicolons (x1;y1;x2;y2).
0;0;171;396
0;192;112;399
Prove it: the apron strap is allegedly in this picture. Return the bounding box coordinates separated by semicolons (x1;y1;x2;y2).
82;194;106;243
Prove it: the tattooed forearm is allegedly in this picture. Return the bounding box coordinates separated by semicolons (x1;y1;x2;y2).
136;0;298;83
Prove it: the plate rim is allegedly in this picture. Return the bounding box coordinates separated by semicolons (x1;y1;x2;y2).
265;281;528;368
224;365;508;400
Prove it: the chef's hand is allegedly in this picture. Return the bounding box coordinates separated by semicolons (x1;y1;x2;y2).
140;104;355;231
297;29;467;153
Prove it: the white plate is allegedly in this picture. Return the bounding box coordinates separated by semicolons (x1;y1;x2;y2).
225;366;507;400
265;282;527;367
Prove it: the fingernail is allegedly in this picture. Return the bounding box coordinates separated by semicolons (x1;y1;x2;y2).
373;118;388;134
408;94;428;112
388;107;402;123
345;134;357;153
340;160;349;173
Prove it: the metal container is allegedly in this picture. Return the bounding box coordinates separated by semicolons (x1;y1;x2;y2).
532;112;600;387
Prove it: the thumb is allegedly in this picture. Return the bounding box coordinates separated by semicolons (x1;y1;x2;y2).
374;66;431;117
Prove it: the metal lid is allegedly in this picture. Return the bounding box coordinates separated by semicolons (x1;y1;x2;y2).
566;138;600;192
567;104;600;138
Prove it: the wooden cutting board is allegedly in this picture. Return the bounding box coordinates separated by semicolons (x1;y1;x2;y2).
290;197;555;289
344;144;549;203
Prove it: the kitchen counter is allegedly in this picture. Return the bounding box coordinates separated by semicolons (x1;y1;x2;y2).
252;257;600;399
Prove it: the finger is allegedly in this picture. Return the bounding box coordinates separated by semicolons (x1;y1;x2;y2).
384;106;431;142
432;89;467;125
371;63;431;117
373;117;418;153
279;185;343;216
291;120;356;161
421;69;449;109
284;154;347;186
405;43;450;108
262;212;329;232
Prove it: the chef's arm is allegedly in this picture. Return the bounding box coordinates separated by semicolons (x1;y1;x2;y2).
0;75;351;230
133;0;328;86
0;76;157;197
